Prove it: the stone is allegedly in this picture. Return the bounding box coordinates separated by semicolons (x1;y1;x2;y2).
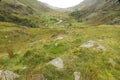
0;70;19;80
55;43;58;46
49;57;64;69
74;72;81;80
54;19;63;24
80;40;95;48
4;36;8;39
56;36;64;40
80;40;106;51
22;66;28;70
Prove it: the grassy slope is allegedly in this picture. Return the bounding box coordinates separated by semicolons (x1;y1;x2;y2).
0;22;120;80
69;0;120;25
0;0;61;27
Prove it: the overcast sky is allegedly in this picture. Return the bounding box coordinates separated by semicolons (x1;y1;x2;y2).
38;0;84;8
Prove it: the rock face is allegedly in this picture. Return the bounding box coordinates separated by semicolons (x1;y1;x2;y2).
49;57;64;69
74;72;81;80
80;40;95;48
0;70;19;80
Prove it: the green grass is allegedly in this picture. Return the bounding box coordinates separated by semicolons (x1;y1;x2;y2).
0;23;120;80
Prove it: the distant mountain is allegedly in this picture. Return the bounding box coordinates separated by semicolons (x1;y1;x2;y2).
69;0;120;25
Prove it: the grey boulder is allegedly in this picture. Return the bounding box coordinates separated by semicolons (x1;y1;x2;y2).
49;57;64;69
0;70;19;80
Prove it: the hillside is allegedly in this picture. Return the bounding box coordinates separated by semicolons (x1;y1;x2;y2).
17;0;53;13
69;0;120;25
0;0;61;27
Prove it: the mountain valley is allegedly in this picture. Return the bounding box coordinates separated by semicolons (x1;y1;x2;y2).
0;0;120;80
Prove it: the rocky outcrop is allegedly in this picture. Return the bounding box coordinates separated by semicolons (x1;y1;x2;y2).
0;70;19;80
